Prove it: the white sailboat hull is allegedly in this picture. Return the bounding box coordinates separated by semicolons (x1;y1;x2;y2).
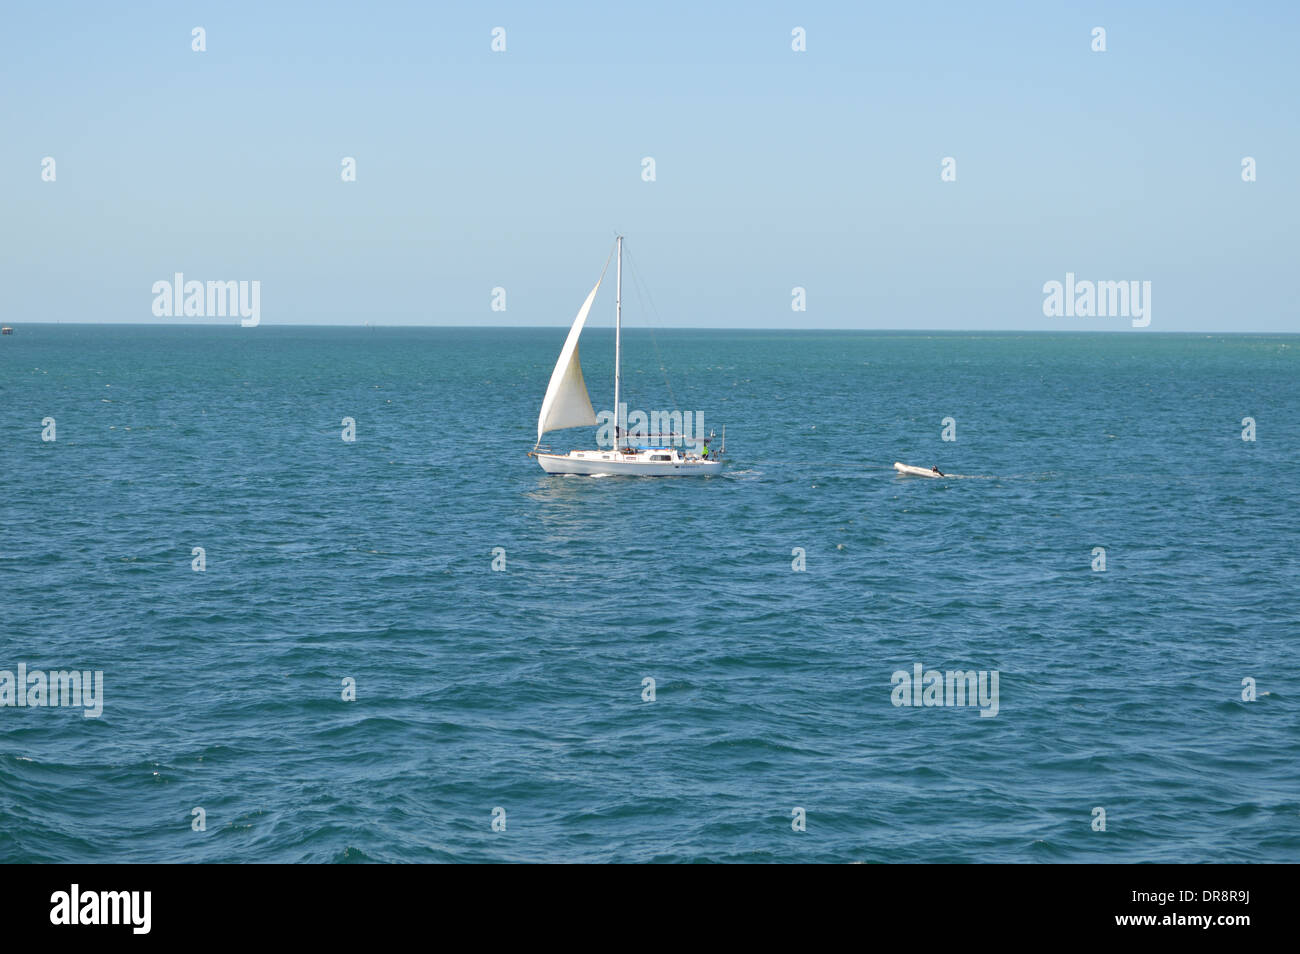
536;451;722;477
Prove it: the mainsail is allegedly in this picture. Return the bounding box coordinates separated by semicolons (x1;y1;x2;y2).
537;277;603;442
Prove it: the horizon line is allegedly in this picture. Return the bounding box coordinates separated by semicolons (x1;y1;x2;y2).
3;322;1297;336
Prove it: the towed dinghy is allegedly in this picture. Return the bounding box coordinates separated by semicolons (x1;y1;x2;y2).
894;462;946;478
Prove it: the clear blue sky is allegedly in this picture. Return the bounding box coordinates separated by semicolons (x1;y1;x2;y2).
2;1;1296;331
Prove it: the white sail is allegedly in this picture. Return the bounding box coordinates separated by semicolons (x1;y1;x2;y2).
537;277;603;442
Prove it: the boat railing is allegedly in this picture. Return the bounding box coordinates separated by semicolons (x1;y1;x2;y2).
619;432;707;446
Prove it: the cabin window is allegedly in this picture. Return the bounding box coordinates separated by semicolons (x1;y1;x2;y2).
650;454;670;461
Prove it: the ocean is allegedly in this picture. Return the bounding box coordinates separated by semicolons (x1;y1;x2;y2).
1;326;1296;862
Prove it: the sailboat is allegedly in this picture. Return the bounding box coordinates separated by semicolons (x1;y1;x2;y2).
530;236;723;476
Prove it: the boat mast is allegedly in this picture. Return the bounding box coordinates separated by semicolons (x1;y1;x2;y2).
613;235;622;450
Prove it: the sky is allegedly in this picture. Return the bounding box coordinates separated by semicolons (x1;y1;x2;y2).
2;1;1297;331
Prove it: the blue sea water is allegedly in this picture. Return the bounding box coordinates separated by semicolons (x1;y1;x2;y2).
0;325;1296;863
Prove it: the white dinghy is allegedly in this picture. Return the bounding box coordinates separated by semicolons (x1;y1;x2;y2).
531;236;723;477
894;462;947;478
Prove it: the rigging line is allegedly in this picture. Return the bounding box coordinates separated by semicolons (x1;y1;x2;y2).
630;251;682;413
620;247;656;375
596;240;616;286
622;243;684;414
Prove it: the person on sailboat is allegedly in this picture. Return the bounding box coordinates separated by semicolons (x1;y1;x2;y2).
932;465;945;476
702;439;712;460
